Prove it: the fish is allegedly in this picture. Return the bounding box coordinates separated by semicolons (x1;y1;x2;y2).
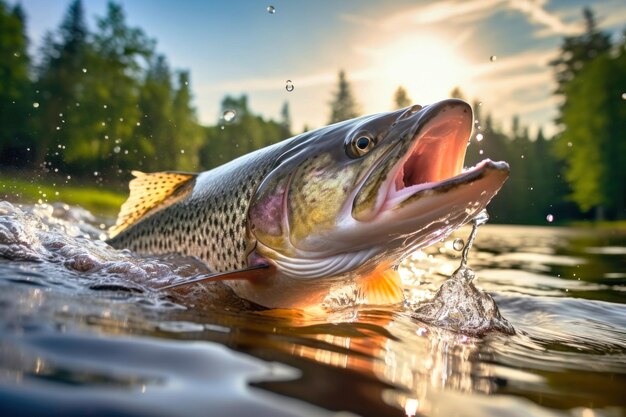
107;99;509;309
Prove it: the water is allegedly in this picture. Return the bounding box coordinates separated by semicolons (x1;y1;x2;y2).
0;201;625;417
286;80;294;92
222;109;236;122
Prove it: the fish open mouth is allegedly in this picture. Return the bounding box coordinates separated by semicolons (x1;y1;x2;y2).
380;102;508;212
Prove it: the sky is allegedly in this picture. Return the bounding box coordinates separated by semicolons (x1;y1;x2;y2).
14;0;626;136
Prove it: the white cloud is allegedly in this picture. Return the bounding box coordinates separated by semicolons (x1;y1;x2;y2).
509;0;582;37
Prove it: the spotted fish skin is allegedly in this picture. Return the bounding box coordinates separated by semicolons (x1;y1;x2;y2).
108;142;288;273
108;100;509;309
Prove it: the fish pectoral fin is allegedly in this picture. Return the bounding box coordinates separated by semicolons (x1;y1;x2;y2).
358;264;404;305
109;170;197;238
159;263;270;290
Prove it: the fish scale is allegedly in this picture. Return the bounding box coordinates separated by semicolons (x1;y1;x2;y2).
108;143;286;273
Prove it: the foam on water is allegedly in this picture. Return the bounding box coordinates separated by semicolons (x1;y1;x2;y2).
0;201;242;307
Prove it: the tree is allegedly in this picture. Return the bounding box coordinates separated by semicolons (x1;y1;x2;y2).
200;95;285;169
328;70;359;124
134;54;174;172
34;0;90;168
0;1;32;166
279;101;291;138
553;48;626;218
550;8;625;219
393;86;411;109
449;86;465;100
550;7;611;125
172;70;203;170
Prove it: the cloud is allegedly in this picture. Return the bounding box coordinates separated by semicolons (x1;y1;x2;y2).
509;0;582;37
342;0;584;38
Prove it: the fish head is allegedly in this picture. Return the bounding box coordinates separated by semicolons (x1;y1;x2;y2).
248;99;509;281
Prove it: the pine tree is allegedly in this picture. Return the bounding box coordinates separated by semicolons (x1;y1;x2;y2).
550;7;611;125
551;8;625;218
34;0;90;169
0;1;32;166
280;101;291;137
328;70;359;124
135;54;174;172
393;86;411;109
449;86;465;100
172;70;202;170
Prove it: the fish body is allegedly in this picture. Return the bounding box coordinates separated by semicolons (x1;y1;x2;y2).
108;100;509;308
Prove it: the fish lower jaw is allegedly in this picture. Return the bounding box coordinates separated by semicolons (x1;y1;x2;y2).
381;159;505;212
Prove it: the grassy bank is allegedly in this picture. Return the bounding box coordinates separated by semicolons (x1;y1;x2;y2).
0;173;126;216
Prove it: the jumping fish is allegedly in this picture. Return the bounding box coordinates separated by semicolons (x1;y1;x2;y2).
108;99;509;309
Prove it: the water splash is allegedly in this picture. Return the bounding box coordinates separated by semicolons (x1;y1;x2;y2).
411;210;514;335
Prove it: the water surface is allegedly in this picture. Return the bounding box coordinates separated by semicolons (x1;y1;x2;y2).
0;202;624;417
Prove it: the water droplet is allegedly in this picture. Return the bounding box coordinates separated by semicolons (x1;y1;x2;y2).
546;214;554;222
32;102;39;108
416;327;427;336
490;55;497;62
223;109;236;122
285;80;294;92
521;154;525;159
267;5;275;14
478;101;483;106
567;141;572;147
103;104;108;109
622;93;626;100
82;68;87;73
113;146;121;153
479;149;484;155
93;171;99;176
452;238;465;251
180;149;185;154
475;133;484;142
13;52;20;57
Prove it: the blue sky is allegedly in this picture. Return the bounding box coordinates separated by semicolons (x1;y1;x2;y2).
15;0;626;136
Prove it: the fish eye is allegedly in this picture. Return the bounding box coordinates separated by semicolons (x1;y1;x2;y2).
349;135;375;157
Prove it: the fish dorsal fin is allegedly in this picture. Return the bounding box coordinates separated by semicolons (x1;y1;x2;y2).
358;263;404;305
109;170;197;238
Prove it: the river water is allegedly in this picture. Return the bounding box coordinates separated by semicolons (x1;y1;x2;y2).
0;201;624;417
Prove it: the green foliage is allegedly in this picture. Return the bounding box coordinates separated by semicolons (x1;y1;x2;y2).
551;8;626;218
393;86;411;109
554;49;626;215
199;95;288;169
0;1;32;166
329;70;359;124
463;96;572;224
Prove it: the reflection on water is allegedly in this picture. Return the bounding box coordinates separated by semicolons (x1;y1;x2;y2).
0;202;625;417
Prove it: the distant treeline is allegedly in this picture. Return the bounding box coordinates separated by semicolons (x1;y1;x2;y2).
0;0;291;181
0;1;624;222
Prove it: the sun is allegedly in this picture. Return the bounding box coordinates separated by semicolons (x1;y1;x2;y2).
361;33;471;110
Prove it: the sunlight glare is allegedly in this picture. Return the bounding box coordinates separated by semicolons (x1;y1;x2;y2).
368;33;470;108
